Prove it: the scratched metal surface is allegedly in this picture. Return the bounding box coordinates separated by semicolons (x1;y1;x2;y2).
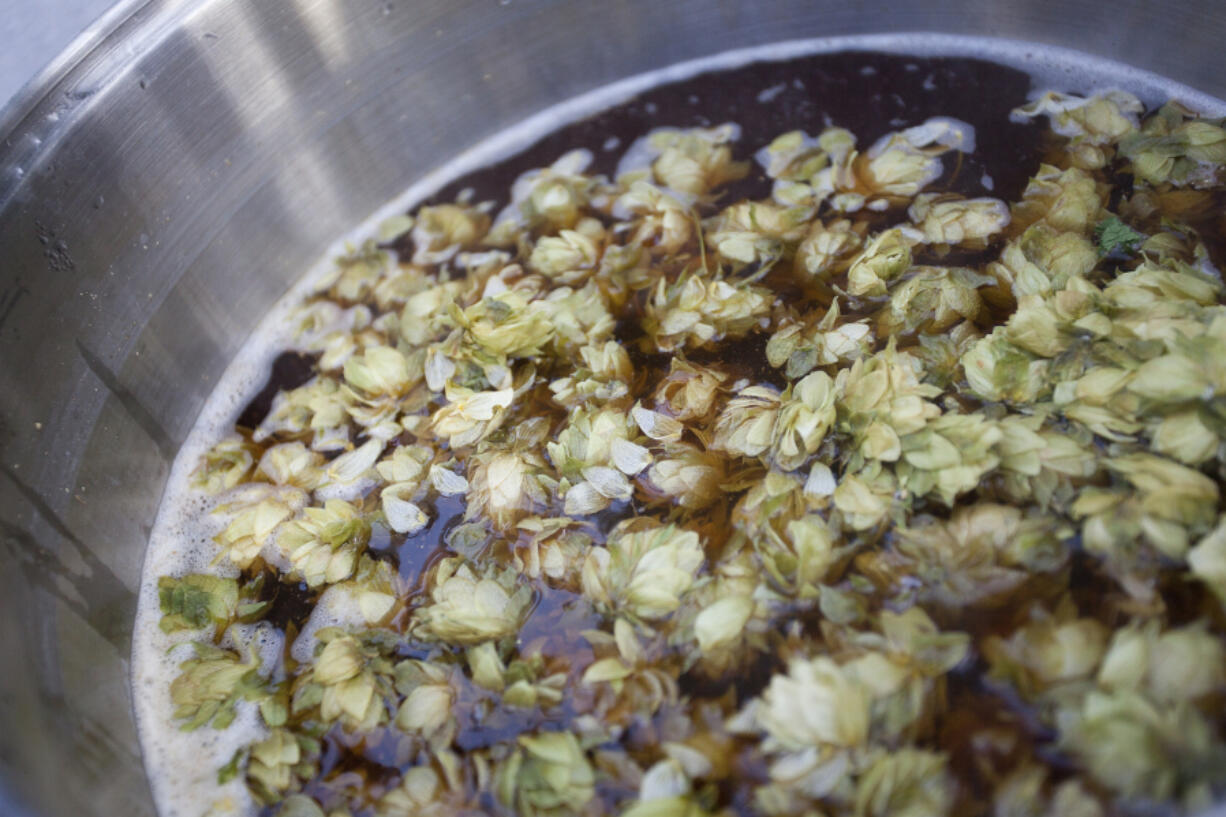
0;0;115;109
2;1;1226;816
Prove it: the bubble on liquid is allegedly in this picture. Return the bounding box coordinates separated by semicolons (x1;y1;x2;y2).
756;82;787;103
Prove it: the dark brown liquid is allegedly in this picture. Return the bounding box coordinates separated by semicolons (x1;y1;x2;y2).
417;52;1042;214
234;51;1223;817
236;352;319;431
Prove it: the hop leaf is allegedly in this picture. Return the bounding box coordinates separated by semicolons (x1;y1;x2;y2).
581;522;705;621
747;655;871;752
170;643;269;731
158;575;238;633
414;558;534;645
1094;216;1145;257
278;499;371;588
496;731;596;817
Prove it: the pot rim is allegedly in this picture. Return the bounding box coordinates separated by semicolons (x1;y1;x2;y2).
1;0;149;132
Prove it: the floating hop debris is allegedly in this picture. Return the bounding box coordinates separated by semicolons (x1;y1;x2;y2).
157;574;238;634
529;229;602;285
191;435;255;493
213;487;307;569
169;643;270;731
846;228;912;297
393;660;456;741
1117;101;1226;186
430;384;514;448
693;595;755;653
159;84;1226;817
258;442;325;491
548;405;651;516
582;521;704;621
711;371;836;471
711;384;782;460
245;729;310;801
297;629;395;733
649;123;749;197
466;447;554;529
642;441;726;510
644;272;773;351
908;193;1010;246
495;731;596;817
740;654;872;751
768;300;873;377
377;766;470;817
457;289;557;356
409;203;490;265
413;557;534;645
277;499;371;588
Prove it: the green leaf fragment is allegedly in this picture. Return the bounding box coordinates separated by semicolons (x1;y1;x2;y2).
158;574;239;633
1094;216;1145;257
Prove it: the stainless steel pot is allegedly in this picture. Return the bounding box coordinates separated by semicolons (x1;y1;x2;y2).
3;1;1226;815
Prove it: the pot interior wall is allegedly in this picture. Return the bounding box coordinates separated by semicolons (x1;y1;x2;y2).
3;1;1226;815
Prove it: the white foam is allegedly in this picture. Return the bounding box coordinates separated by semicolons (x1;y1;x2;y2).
132;33;1226;817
